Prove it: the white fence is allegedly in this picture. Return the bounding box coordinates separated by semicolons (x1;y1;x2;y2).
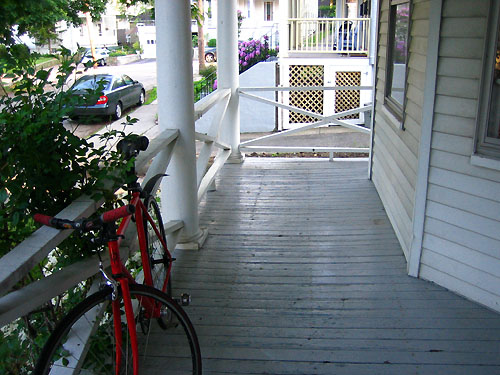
288;17;370;54
239;84;373;159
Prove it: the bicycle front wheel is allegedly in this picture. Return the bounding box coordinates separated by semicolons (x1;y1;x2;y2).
34;284;202;375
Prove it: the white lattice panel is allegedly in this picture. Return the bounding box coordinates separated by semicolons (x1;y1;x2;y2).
335;71;361;119
289;65;324;123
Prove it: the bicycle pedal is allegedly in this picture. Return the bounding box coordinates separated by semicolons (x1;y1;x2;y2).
179;293;191;306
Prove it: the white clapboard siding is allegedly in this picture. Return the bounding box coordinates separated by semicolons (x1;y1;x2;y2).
420;0;500;313
371;0;430;258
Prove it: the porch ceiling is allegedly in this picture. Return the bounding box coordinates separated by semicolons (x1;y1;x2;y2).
151;158;500;373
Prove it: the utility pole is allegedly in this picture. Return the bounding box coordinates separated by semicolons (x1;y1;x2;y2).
85;12;97;67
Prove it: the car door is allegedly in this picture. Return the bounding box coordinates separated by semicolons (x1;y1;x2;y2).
111;76;127;107
122;75;139;108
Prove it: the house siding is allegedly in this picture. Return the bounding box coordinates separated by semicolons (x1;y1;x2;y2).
372;0;430;258
419;0;500;312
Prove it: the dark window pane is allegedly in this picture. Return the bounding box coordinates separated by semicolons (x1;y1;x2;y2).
487;26;500;140
388;2;409;108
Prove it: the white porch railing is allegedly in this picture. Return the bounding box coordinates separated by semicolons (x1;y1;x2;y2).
0;87;232;327
238;85;372;159
288;17;370;54
194;88;232;201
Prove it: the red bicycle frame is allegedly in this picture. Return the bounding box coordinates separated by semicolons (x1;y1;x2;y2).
106;190;172;374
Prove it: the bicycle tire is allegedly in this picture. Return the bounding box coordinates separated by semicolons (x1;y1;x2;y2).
144;195;170;294
34;284;202;375
144;195;174;330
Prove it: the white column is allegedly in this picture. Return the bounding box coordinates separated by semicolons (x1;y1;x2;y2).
156;0;207;249
279;0;289;57
217;0;244;163
336;0;343;18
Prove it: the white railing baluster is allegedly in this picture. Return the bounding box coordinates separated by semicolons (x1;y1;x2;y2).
287;18;370;54
195;94;231;187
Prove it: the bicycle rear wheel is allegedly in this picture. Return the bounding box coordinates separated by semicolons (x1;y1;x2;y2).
144;195;170;294
34;284;202;375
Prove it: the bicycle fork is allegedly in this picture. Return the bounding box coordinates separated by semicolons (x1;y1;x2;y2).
107;240;140;375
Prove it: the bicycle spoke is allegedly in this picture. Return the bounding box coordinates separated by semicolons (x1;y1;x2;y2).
35;285;201;375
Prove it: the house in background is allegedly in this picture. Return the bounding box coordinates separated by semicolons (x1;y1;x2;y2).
370;0;500;312
277;0;375;129
201;0;280;44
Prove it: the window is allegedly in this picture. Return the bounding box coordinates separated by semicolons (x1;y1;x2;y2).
247;0;251;18
385;0;410;120
476;1;500;159
207;0;212;18
112;77;125;90
264;2;273;21
97;23;103;37
123;75;134;85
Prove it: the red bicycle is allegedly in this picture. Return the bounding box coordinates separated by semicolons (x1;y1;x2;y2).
33;136;202;375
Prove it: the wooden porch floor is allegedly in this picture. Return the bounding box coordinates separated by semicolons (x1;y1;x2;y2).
171;158;500;375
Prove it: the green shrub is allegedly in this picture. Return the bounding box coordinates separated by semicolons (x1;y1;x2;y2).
109;50;127;57
207;38;216;47
0;45;137;373
132;41;142;53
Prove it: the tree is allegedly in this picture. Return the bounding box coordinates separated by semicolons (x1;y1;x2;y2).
0;0;108;45
196;0;206;72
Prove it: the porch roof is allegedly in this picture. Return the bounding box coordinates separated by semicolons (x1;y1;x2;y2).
150;158;500;373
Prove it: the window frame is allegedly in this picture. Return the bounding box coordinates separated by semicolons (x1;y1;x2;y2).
384;0;411;126
264;1;274;22
475;0;500;160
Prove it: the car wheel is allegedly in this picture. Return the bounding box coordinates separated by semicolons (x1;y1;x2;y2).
138;90;145;106
113;102;123;120
205;53;215;63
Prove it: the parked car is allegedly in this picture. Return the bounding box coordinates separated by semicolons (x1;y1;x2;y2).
69;74;145;120
204;47;217;63
80;48;110;66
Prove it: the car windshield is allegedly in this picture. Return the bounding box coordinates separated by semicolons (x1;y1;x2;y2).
72;76;111;91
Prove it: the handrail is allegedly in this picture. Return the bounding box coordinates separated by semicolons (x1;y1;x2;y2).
194;88;231;120
194;88;232;201
288;17;370;54
0;130;181;327
238;85;373;157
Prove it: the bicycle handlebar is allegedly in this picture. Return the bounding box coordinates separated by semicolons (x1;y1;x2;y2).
34;205;136;231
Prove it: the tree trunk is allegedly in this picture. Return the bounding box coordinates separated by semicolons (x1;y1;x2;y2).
197;0;206;72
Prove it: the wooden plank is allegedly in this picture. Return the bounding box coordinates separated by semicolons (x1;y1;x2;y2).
161;159;500;373
428;167;500;203
424;216;500;260
241;146;370;154
193;88;230;120
419;261;500;313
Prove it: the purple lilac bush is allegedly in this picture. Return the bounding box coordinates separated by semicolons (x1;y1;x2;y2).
213;36;278;89
238;36;277;73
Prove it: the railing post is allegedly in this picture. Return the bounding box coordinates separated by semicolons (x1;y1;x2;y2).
155;0;207;249
217;0;244;163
